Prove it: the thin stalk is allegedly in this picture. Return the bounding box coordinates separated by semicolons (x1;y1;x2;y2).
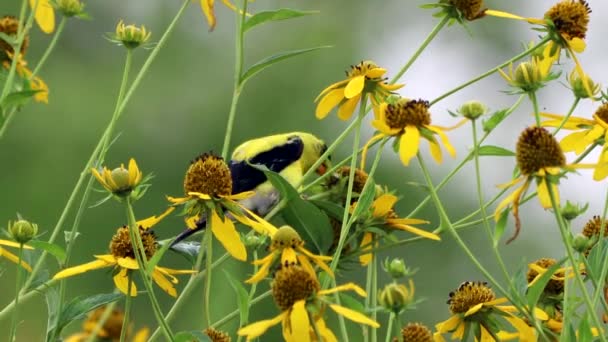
371;255;378;342
394;313;403;342
236;249;259;342
552;97;580;135
211;290;272;328
0;109;16;139
125;199;174;341
0;0;31;101
0;279;57;321
390;15;448;84
430;36;551;106
204;228;213;326
221;0;247;160
384;313;395;342
546;183;607;342
119;278;133;342
529;92;541;127
592;187;608;309
8;245;24;342
364;258;373;342
31;16;67;78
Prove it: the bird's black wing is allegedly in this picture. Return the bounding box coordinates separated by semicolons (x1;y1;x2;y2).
229;135;304;194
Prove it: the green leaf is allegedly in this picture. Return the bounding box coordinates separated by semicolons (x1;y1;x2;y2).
561;323;576;342
474;145;515;157
350;177;376;221
223;270;250;325
28;240;66;264
244;8;319;32
0;89;40;112
259;167;333;254
53;293;122;337
174;331;212;342
338;293;366;314
577;317;593;342
493;209;509;247
526;258;565;308
510;260;528;299
310;200;345;220
482;108;509;133
44;286;60;337
240;46;331;85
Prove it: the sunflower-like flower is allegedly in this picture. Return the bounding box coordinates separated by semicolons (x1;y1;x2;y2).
245;225;333;284
0;239;33;271
424;0;487;23
494;127;587;243
92;158;144;199
53;208;194;297
168;153;272;261
366;97;456;167
486;0;593;95
238;265;379;341
0;16;28;63
541;102;608;180
434;281;536;341
30;0;55;33
399;322;433;342
499;43;560;94
357;193;440;266
315;61;403;121
64;306;149;342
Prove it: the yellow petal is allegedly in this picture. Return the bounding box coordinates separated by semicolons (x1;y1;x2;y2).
344;75;365;99
428;125;456;158
318;283;367;297
114;268;137;297
0;247;32;271
337;95;360;121
296;254;317;279
200;0;216;31
428;139;443;164
436;315;462;333
290;300;311;342
166;195;190;204
329;304;379;328
560;131;590;154
399;126;420;166
133;328;150;342
0;239;33;249
226;191;255;200
315;318;337;342
568;37;586;53
281;247;297;265
315;89;345;119
358;232;373;266
380;82;404;91
388;218;429;225
365;68;386;78
479;325;493;342
390;223;441;241
372;194;397;217
314;79;349;102
188;191;212;200
504;315;535;341
464;303;484;317
53;258;112;279
493;183;524;221
30;0;55;34
152;268;177;297
116;257;139;270
211;210;247;261
484;9;527;21
238;312;286;339
298;248;334;277
128;158;141;186
136;207;175;229
361;133;385;170
155;265;196;276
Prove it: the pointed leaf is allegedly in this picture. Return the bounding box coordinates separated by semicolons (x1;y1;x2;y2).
482;109;509;133
28;240;66;264
310;200;345;220
240;46;331;85
223;270;250;325
54;293;123;336
44;286;60;336
168;241;201;265
350;177;376;221
244;8;319;32
510;260;528;299
526;258;566;308
474;145;515;157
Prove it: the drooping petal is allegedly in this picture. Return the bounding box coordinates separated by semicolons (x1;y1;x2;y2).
29;0;55;34
464;303;484;317
372;194;397;217
337;95;360;121
155;266;196;277
54;258;113;279
316;89;344;119
568;37;586;53
388;218;429;225
225;191;256;200
91;168;109;190
136;207;175;230
0;247;32;271
344;76;365;99
358;232;373;266
152;268;177;297
315;318;337;342
390;223;441;241
536;177;553;209
399;126;420;166
318;283;367;297
237;312;286;339
428;125;456;158
133;328;150;342
504;315;536;342
290;300;311;342
435;315;462;333
428;139;443;164
113;268;137;296
361;133;385;169
329;304;379;327
484;9;528;20
296;254;316;278
493;182;525;221
200;0;217;31
166;195;190;204
211;210;247;261
479;325;494;342
0;239;33;249
188;191;212;200
314;79;349;102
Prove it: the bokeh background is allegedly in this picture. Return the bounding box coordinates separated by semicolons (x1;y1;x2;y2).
1;0;608;340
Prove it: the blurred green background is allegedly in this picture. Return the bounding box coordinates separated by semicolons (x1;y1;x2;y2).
1;0;607;340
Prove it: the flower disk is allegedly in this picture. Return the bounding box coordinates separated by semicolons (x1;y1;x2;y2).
582;215;608;238
109;226;157;260
449;0;485;21
82;307;124;339
545;0;591;40
516;127;565;175
272;265;320;311
527;258;564;295
183;153;232;197
0;16;28;62
205;328;231;342
336;166;370;195
385;99;432;130
594;102;608;124
400;322;433;342
447;281;495;314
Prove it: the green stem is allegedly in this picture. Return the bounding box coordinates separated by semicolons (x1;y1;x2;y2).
394;313;403;342
552;97;580;135
371;255;378;342
119;278;133;342
590;187;608;313
364;257;373;342
125;199;174;341
529;91;541;127
430;36;551;106
8;245;24;342
546;182;607;342
220;0;247;160
0;0;31;101
211;290;272;328
384;313;394;342
236;249;258;342
390;15;448;84
31;16;67;78
0;109;17;139
204;228;213;327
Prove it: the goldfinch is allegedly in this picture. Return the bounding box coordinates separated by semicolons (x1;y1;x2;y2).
171;132;329;245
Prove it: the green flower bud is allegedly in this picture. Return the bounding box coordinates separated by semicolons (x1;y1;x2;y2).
9;220;38;244
573;234;592;254
568;70;600;99
514;61;543;92
377;281;415;314
114;20;151;49
561;200;588;221
55;0;86;17
458;100;487;120
244;234;264;248
382;258;411;279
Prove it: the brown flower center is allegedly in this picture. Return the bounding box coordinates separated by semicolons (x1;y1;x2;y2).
400;322;433;342
82;306;125;339
447;281;496;314
183;153;232;197
0;16;28;62
336;166;370;195
346;60;380;78
582;215;608;238
516;127;565;175
272;265;320;311
545;0;591;40
109;226;157;260
527;258;564;295
449;0;485;21
594;103;608;124
384;99;432;130
205;328;231;342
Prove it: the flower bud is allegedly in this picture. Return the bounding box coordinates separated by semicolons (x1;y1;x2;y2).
244;234;264;249
514;61;542;92
568;70;600;99
382;258;412;279
458;100;487;120
378;280;415;314
9;220;38;244
114;20;151;49
56;0;86;17
561;200;588;221
573;234;592;254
